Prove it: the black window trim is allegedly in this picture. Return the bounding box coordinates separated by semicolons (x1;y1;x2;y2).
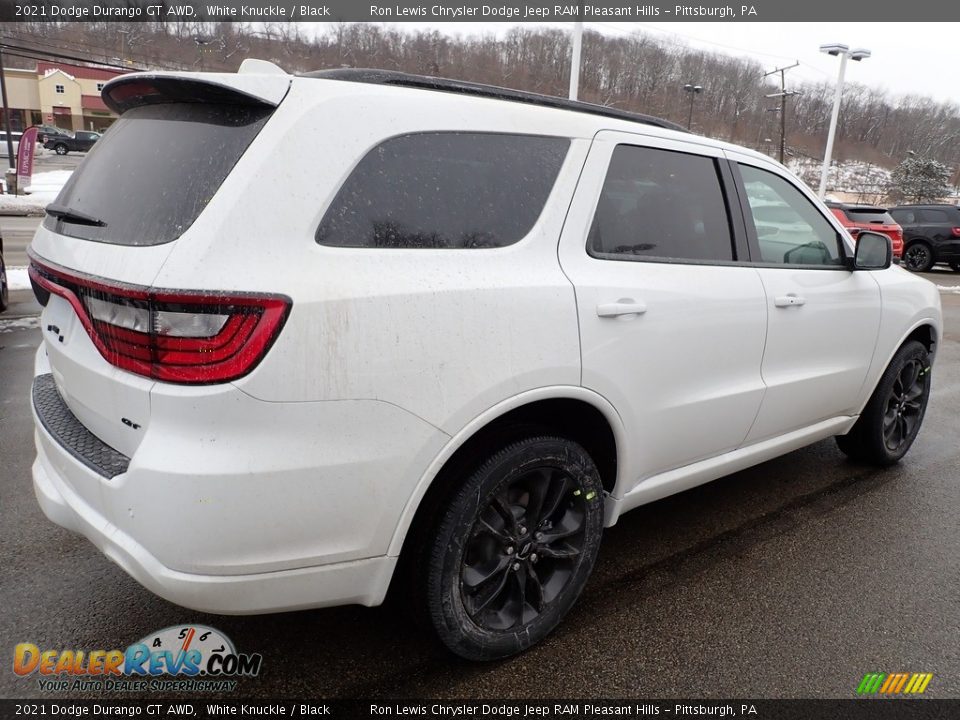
729;159;854;272
585;144;747;267
314;130;572;251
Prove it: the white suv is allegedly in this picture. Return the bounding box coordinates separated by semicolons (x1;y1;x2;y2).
28;61;941;661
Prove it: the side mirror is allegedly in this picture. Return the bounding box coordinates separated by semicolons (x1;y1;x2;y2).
853;231;892;270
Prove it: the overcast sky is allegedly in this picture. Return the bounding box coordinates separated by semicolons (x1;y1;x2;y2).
373;22;955;105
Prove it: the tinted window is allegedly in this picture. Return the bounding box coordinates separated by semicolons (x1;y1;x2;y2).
587;145;733;262
740;165;844;266
920;209;950;223
43;103;272;246
890;209;916;225
317;133;568;249
845;208;896;225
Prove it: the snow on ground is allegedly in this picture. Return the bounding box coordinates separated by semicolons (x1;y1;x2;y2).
937;285;960;294
7;267;30;290
0;170;71;216
0;316;39;332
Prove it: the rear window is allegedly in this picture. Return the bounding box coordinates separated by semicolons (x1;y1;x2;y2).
316;132;569;249
43;103;272;246
844;208;896;225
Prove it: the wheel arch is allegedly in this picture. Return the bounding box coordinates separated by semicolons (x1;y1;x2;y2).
857;318;940;415
386;387;627;560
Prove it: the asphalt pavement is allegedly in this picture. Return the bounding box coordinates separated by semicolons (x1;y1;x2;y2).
0;245;958;700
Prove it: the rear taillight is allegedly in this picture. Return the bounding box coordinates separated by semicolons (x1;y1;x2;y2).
28;255;290;384
951;227;960;237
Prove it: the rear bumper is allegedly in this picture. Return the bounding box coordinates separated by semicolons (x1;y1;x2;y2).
30;358;446;614
32;447;396;614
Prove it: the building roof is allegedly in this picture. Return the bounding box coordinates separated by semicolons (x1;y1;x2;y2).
37;61;130;82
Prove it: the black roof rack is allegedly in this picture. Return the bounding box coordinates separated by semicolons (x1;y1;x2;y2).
300;68;687;133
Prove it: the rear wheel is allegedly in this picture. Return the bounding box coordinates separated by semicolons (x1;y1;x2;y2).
421;436;604;661
950;261;960;272
903;242;934;272
836;340;931;466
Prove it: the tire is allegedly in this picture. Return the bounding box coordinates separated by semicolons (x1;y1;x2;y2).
836;340;931;466
903;242;934;272
54;144;68;156
0;254;8;313
420;436;604;661
950;261;960;272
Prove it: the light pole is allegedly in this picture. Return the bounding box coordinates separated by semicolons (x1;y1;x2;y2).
568;21;583;101
683;83;702;130
817;43;871;199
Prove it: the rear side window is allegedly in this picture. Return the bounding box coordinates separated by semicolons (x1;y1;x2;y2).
891;210;915;224
316;133;569;249
43;103;272;246
920;209;950;223
845;208;896;225
587;145;734;262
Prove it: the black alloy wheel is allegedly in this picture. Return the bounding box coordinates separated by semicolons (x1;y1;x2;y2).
903;243;934;272
461;464;589;631
422;436;604;661
881;357;928;454
836;340;931;466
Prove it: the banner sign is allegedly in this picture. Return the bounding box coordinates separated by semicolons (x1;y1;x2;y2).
15;125;38;195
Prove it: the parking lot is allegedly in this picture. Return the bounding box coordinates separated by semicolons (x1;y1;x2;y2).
1;218;958;698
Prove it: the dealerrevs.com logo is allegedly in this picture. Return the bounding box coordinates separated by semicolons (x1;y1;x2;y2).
13;625;261;693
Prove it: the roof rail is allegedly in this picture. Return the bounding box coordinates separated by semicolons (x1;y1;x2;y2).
300;68;687;133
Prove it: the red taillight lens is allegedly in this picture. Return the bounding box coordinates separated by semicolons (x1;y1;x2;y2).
28;256;290;384
951;227;960;237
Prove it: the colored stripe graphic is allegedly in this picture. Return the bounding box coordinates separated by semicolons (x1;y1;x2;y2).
858;672;932;695
857;673;886;694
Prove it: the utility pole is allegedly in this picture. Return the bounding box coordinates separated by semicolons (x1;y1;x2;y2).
763;61;800;164
0;49;14;169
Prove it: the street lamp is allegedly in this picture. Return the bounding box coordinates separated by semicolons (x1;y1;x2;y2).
817;43;871;198
683;83;703;130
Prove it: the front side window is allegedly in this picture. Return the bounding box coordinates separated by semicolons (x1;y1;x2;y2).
587;145;734;262
739;164;844;267
316;133;569;249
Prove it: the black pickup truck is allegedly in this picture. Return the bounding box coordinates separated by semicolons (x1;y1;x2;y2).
44;131;101;156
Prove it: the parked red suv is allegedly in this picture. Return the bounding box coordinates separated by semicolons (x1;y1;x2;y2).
827;202;904;259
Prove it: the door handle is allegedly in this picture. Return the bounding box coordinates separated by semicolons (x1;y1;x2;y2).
774;294;806;308
597;300;647;318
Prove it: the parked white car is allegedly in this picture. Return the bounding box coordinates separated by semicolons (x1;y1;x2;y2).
28;61;942;661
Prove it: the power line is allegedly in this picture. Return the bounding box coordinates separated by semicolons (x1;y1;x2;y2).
0;41;149;72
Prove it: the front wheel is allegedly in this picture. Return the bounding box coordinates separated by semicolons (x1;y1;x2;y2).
903;243;934;272
836;340;932;466
54;144;68;156
950;261;960;272
421;436;604;661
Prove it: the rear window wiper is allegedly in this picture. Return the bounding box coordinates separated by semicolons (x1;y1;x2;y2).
45;203;106;227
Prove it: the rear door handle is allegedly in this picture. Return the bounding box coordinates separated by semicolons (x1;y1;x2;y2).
597;300;647;318
774;294;806;308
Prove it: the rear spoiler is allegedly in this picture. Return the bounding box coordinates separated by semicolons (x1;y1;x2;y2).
102;68;291;115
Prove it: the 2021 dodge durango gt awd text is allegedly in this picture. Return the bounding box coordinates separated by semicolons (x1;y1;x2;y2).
28;62;942;661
